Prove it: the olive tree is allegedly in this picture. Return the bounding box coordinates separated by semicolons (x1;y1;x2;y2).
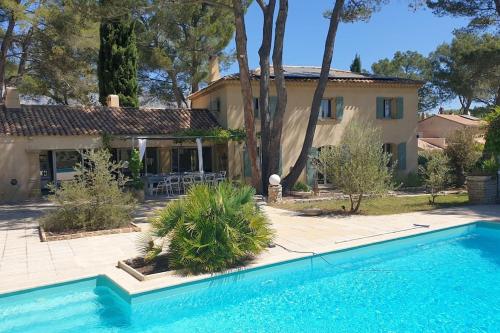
444;127;482;186
419;151;450;204
318;119;393;213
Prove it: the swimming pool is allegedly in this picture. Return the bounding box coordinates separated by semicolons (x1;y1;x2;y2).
1;222;499;332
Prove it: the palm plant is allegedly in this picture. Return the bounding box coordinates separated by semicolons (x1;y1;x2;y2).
150;182;274;274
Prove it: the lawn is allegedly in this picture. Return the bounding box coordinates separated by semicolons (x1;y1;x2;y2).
275;193;469;216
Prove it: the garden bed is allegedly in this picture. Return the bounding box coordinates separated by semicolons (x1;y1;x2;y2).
118;255;171;281
39;223;141;242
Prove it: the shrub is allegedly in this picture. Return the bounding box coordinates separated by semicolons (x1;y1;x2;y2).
129;149;143;189
41;149;135;232
444;128;482;186
318;119;393;213
292;182;310;192
484;106;500;162
419;150;450;204
394;172;423;188
150;182;274;274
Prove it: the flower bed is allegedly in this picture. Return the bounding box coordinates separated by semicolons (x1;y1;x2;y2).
39;222;141;242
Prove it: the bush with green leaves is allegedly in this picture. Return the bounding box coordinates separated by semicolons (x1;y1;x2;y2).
129;149;143;189
394;171;423;188
292;182;310;192
419;150;450;204
318;119;393;213
150;182;274;274
41;149;135;232
485;106;500;163
444;128;482;186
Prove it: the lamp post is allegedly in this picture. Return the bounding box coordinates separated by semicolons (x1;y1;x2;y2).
267;174;282;204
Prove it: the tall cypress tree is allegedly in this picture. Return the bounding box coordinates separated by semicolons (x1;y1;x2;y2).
98;11;138;107
350;54;362;73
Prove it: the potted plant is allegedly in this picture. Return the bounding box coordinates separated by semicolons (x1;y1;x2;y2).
466;158;498;204
129;149;145;202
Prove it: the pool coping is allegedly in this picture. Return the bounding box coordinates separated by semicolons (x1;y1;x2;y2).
2;219;497;299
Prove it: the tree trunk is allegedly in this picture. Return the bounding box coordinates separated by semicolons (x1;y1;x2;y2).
353;194;363;213
232;0;261;191
282;0;344;189
495;0;500;16
257;0;276;194
168;69;186;108
269;0;288;179
0;5;18;99
15;28;33;83
495;86;500;106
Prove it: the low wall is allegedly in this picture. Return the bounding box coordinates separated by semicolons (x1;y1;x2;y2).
466;175;498;204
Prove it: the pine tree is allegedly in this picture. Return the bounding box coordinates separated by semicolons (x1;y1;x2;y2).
350;54;361;73
98;12;138;107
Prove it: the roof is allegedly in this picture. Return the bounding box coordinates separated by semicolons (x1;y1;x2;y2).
419;114;486;127
0;104;220;137
418;138;445;150
189;65;423;99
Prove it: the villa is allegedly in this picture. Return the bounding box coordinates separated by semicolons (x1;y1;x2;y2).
0;66;421;202
190;65;422;186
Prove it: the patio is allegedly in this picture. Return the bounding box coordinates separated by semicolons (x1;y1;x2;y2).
0;200;499;295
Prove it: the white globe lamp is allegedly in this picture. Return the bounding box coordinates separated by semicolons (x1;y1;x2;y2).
269;174;281;186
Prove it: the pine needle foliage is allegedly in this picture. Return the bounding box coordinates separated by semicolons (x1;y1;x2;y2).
150;182;274;274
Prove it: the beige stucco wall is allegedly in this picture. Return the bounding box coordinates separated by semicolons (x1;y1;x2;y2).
417;117;467;138
0;135;102;202
191;80;419;183
0;135;220;202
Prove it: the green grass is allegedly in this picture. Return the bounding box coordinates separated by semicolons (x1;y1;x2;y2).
275;193;469;216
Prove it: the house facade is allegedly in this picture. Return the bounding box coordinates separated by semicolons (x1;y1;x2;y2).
190;66;421;186
0;89;223;202
417;114;486;150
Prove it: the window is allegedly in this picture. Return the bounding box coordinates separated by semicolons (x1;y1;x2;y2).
377;97;403;120
319;99;331;119
382;143;395;167
383;98;392;119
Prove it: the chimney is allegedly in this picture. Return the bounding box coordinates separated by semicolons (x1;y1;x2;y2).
106;94;120;107
4;87;21;110
208;56;221;83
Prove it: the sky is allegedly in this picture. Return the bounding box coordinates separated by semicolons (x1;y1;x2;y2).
222;0;470;110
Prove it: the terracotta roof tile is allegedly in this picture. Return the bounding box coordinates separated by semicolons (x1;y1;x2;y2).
0;105;219;136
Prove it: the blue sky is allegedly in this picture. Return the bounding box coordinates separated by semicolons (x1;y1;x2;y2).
222;0;470;110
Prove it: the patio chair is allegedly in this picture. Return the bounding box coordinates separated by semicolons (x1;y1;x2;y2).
152;178;168;196
169;175;181;195
216;171;226;183
182;175;195;193
193;173;204;184
204;173;216;186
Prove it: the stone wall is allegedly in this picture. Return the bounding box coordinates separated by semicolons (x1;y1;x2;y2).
466;176;497;204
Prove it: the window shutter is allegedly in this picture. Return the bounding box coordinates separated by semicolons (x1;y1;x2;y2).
397;142;406;170
376;97;384;119
335;96;344;120
396;97;404;119
243;147;252;177
270;96;277;117
306;147;319;186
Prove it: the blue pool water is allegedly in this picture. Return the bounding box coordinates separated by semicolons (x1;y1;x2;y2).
1;222;499;332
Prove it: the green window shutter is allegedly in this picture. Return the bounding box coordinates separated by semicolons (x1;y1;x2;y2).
243;147;252;177
397;142;406;170
376;97;384;119
306;147;319;186
335;96;344;120
396;97;404;119
270;96;277;117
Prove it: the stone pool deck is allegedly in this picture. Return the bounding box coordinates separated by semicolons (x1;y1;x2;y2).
0;201;499;295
